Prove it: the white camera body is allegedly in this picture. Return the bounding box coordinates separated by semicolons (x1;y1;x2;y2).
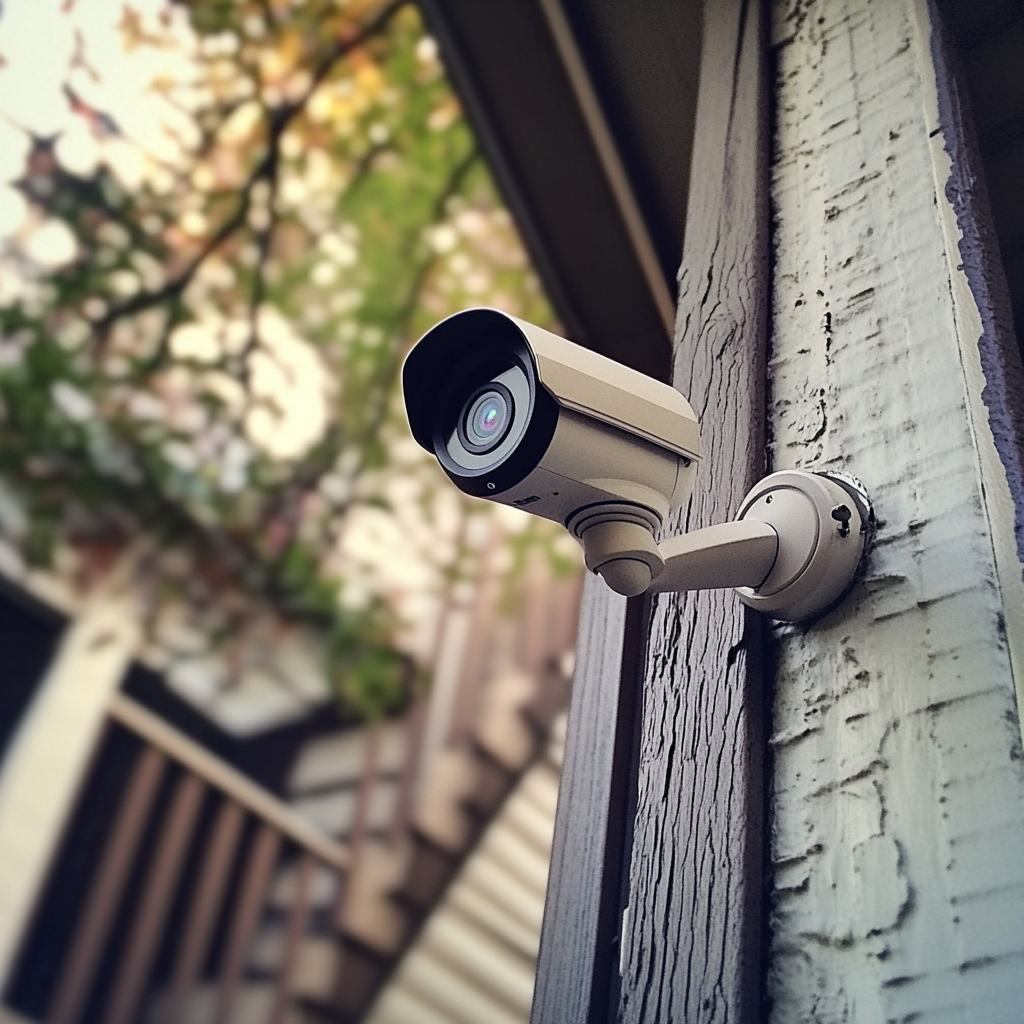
403;309;700;592
403;309;869;620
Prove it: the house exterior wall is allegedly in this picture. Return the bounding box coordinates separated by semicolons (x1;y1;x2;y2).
767;0;1024;1019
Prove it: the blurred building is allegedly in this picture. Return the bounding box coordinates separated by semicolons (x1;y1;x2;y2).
0;553;578;1024
0;3;596;1021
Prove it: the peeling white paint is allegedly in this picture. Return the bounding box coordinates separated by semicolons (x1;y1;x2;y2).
768;0;1024;1020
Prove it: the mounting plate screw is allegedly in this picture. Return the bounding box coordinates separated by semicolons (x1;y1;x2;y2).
831;504;852;537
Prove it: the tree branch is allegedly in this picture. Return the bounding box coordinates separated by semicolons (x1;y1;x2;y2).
91;0;413;346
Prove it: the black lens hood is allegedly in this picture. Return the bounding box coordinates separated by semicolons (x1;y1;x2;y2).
402;309;559;497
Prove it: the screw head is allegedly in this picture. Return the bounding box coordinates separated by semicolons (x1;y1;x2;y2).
831;504;852;536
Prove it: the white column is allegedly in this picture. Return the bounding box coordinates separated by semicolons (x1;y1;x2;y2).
0;595;139;990
768;0;1024;1020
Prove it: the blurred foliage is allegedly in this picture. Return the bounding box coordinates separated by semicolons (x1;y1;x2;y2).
0;0;568;722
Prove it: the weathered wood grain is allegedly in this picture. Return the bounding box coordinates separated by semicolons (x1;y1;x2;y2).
766;1;1024;1020
616;0;770;1020
531;576;639;1024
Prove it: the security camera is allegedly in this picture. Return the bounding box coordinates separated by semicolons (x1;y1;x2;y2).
403;309;870;621
403;308;700;594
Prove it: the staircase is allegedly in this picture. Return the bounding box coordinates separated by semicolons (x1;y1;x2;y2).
0;551;580;1024
251;557;580;1023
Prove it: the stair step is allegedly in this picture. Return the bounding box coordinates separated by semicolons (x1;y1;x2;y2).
412;748;480;851
289;778;398;839
392;833;462;912
144;981;297;1024
338;838;416;955
472;669;539;771
265;858;340;913
460;747;515;818
287;936;343;1002
288;722;408;795
300;937;393;1023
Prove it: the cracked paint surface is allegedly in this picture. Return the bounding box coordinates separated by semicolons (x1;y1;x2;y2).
768;0;1024;1021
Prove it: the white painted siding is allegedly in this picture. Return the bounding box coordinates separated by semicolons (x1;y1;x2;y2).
768;1;1024;1020
363;756;560;1024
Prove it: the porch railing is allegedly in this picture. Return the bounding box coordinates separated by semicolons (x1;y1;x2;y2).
2;549;581;1024
43;694;349;1024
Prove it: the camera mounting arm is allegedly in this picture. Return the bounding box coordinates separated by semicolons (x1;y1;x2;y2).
652;520;779;592
582;470;871;622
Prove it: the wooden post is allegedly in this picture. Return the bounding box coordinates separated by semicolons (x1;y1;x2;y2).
765;0;1024;1019
531;579;647;1023
615;0;769;1021
533;1;768;1020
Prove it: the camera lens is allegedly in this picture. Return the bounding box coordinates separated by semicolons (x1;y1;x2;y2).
468;392;507;443
458;382;514;453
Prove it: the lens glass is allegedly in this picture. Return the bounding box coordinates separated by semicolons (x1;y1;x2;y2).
468;392;506;443
460;385;513;453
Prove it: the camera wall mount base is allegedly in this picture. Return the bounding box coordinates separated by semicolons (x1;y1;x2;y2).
585;470;871;622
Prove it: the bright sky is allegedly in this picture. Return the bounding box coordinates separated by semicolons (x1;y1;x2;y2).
0;1;338;464
0;0;195;140
0;0;198;238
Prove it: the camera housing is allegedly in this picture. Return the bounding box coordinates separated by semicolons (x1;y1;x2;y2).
403;308;870;618
403;309;701;594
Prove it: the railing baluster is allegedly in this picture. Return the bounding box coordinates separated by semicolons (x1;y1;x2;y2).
518;553;550;677
331;726;380;931
48;745;167;1024
100;771;206;1024
449;525;502;746
388;695;428;846
388;512;473;846
161;799;246;1024
211;822;282;1024
266;852;317;1024
559;572;584;654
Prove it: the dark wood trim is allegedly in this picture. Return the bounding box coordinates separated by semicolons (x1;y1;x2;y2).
534;0;676;335
616;0;770;1020
589;595;650;1024
930;0;1024;566
530;578;639;1023
533;1;769;1018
